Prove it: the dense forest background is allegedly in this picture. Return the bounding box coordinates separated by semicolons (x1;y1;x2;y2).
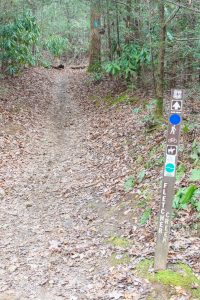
1;0;200;114
0;1;200;298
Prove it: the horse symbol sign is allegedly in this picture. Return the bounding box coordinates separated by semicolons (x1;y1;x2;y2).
167;146;177;155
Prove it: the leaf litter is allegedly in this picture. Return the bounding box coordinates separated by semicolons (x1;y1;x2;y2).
0;67;199;299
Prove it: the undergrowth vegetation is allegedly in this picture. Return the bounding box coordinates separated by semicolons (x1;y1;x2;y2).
0;0;89;74
135;259;200;299
104;44;150;81
0;12;39;74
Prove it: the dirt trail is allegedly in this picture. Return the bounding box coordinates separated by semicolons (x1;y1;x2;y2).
0;70;150;300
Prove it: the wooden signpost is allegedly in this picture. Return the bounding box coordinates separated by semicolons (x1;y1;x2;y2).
154;89;184;270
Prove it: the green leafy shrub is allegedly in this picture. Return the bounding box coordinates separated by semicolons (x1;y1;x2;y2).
104;44;150;81
173;185;198;210
104;61;120;77
45;35;68;58
0;12;40;74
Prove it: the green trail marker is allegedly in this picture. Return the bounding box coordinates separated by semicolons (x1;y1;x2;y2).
93;19;100;28
154;89;184;270
165;163;175;173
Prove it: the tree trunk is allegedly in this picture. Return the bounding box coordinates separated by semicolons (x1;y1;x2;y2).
186;14;195;84
156;0;166;116
88;0;101;72
134;0;140;43
106;0;112;60
115;0;121;56
147;0;156;95
170;59;178;89
125;0;132;44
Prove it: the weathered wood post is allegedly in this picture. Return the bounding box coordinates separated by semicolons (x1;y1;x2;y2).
154;89;184;270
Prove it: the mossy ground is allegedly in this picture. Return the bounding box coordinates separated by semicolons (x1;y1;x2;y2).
100;93;141;107
109;253;131;266
135;259;200;299
106;236;132;267
106;235;131;248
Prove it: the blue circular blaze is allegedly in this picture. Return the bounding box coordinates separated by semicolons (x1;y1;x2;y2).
165;163;175;173
169;114;181;125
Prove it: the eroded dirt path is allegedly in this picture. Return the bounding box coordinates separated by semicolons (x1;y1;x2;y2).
0;69;151;300
1;68;199;300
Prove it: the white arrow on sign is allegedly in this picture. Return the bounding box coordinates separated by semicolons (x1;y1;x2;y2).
172;102;181;110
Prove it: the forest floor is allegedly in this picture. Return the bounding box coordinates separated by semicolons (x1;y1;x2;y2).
0;67;199;300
